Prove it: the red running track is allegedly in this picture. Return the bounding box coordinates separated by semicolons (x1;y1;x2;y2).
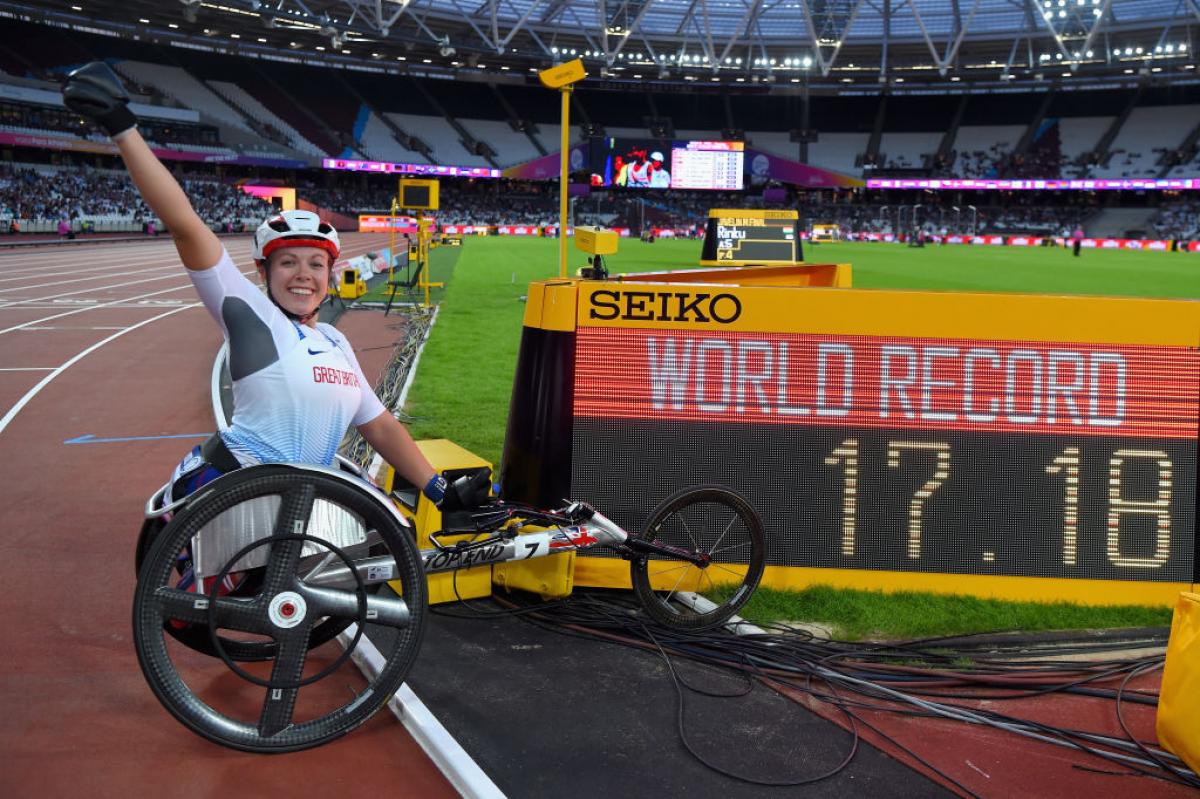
0;235;454;796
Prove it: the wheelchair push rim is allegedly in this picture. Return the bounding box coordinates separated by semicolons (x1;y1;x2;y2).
132;464;428;753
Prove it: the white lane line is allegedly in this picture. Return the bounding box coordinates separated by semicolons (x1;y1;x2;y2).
0;251;184;282
0;303;200;437
0;367;56;371
0;263;179;292
0;274;246;335
0;267;222;309
0;239;173;258
0;238;389;336
0;242;260;303
18;326;127;331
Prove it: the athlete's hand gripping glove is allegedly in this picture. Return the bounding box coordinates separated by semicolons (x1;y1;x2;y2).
61;61;137;138
438;470;493;512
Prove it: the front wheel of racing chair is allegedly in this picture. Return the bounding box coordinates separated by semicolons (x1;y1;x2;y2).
132;463;427;752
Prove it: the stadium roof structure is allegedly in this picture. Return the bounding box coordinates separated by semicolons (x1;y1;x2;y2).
5;0;1197;91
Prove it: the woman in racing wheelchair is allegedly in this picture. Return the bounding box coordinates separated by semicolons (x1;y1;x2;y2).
60;63;489;560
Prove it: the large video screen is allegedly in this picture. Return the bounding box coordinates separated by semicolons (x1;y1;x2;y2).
589;139;744;191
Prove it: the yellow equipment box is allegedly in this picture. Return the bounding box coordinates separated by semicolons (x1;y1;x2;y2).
336;267;367;299
384;439;493;604
575;226;619;256
382;439;575;603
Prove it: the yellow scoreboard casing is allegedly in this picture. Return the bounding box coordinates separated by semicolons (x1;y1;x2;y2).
398;178;439;210
700;208;803;266
500;264;1200;606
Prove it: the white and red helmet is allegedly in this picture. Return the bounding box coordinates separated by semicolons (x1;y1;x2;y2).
253;210;340;264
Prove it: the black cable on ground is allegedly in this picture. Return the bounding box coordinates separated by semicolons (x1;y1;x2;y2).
434;587;1197;792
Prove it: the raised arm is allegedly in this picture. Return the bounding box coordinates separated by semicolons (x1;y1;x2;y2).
61;62;221;270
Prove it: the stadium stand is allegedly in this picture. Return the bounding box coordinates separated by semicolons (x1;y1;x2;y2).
206;80;326;159
384;113;487;166
952;125;1025;177
460;118;542;168
1096;105;1200;179
114;61;252;135
1056;116;1111;174
1087;207;1159;238
808;133;870;176
357;110;426;163
879;132;941;170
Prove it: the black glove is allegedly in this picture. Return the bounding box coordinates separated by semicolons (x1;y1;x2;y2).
62;61;137;137
439;470;492;512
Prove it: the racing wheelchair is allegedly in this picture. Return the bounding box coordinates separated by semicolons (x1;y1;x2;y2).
133;461;766;752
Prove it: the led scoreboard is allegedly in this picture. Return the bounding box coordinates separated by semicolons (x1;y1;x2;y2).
700;209;804;266
669;141;745;190
502;270;1200;604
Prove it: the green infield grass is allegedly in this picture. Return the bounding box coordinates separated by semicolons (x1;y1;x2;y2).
723;584;1172;640
389;237;1192;637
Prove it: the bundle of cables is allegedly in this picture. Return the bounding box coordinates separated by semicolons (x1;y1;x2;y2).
432;587;1198;795
340;305;437;469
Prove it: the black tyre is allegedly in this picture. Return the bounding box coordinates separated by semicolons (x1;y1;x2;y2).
630;485;766;631
132;465;427;752
135;496;376;663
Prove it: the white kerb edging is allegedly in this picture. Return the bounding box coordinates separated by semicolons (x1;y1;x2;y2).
339;626;505;799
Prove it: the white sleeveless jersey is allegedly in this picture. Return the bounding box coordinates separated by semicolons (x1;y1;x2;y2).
189;249;386;467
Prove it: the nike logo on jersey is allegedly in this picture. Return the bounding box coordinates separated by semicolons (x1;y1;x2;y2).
308;348;325;356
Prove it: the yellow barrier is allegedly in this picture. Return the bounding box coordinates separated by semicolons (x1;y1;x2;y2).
1157;591;1200;771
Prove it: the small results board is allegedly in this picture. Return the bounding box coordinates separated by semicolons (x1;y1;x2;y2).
700;208;804;266
398;178;439;210
812;223;841;242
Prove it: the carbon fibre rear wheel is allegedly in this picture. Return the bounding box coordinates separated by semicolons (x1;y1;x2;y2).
132;465;426;752
630;485;765;631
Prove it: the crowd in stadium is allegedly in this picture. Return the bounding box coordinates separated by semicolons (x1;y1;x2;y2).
0;160;1191;239
1;160;1195;241
0;163;267;226
1150;200;1200;240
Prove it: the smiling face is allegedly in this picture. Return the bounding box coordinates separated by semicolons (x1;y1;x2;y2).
258;246;330;324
